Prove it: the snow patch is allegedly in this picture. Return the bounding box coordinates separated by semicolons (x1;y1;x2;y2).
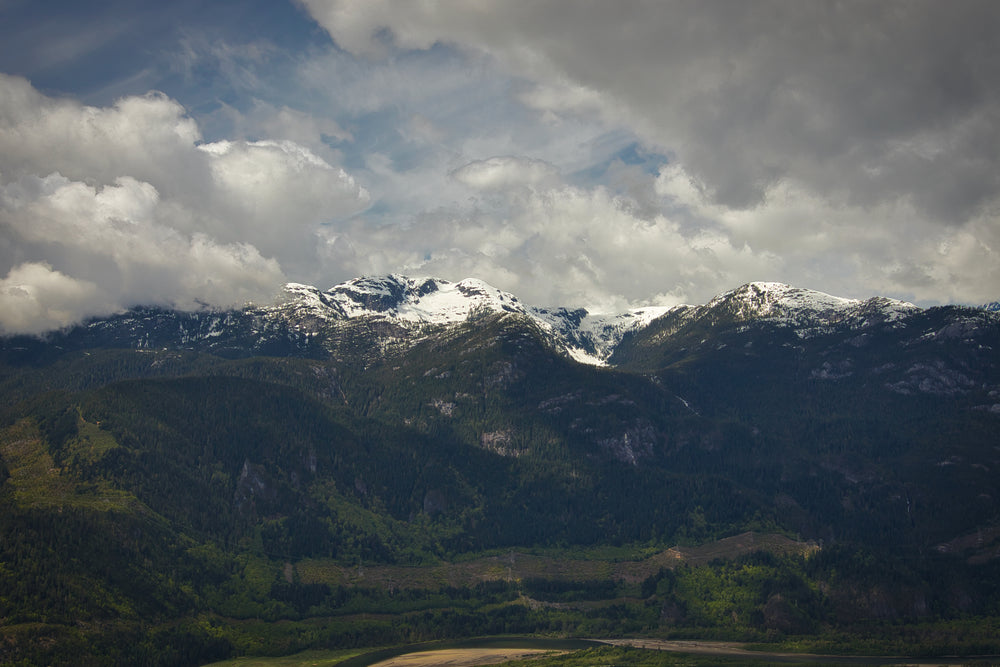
267;276;925;368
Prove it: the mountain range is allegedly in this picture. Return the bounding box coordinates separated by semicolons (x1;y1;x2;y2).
13;274;934;362
2;275;999;664
4;274;999;541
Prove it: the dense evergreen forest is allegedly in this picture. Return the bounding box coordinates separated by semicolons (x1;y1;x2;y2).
1;307;999;665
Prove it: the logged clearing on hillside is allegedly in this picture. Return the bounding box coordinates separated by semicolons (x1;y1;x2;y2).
0;419;132;510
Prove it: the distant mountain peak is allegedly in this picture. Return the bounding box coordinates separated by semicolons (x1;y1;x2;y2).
316;275;525;324
703;281;919;330
272;276;677;365
709;282;856;317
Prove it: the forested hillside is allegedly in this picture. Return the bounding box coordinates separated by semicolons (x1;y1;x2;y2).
2;288;999;665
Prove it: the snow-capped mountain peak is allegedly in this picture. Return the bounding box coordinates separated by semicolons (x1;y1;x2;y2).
707;282;856;320
703;282;918;330
273;276;677;365
395;278;524;324
268;276;924;365
317;275;526;323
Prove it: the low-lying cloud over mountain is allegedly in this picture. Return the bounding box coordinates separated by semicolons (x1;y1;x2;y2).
0;75;368;333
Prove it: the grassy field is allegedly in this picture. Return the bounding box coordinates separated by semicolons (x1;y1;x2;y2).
204;647;368;667
293;531;818;591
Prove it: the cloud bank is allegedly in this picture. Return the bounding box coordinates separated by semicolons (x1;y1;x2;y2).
0;73;368;334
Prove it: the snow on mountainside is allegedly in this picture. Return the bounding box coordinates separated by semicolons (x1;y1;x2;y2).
694;282;919;335
707;282;857;322
269;277;921;365
278;276;524;322
14;275;932;367
333;275;524;322
275;275;672;365
532;305;675;365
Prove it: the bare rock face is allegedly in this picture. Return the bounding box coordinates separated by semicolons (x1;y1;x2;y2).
234;460;274;516
886;361;975;396
597;420;659;466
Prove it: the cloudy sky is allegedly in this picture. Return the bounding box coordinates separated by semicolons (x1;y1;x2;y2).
1;0;999;333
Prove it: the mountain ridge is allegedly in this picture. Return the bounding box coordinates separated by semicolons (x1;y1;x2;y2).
274;274;675;365
3;274;928;367
228;275;924;366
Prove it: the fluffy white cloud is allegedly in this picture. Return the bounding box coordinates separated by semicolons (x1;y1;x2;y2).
0;73;206;195
196;139;368;262
655;164;1000;304
0;263;108;335
0;173;284;332
0;74;369;334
